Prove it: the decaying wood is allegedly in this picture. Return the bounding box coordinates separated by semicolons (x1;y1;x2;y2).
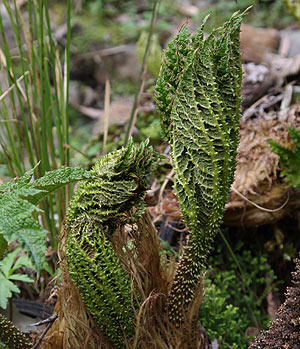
240;24;279;63
150;104;300;228
224;104;300;227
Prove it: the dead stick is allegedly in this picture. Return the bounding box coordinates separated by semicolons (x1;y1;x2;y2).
31;314;58;349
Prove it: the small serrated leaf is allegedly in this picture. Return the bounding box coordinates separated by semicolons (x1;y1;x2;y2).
12;254;34;271
0;166;92;271
0;276;20;309
9;274;34;283
27;166;92;205
0;248;20;277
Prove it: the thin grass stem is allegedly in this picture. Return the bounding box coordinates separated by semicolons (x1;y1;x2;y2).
124;0;159;147
0;0;71;248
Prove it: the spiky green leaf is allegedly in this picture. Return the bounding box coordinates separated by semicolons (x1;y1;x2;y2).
0;276;20;309
65;139;156;348
156;9;248;324
0;248;34;309
0;167;91;270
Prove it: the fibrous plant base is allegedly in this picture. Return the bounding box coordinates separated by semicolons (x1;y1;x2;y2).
41;140;205;348
42;212;207;348
40;228;110;349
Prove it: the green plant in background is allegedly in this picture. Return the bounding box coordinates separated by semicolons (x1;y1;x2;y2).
200;281;243;349
0;0;71;249
77;0;176;44
200;243;277;348
282;0;300;23
0;164;91;346
268;126;300;187
0;247;34;310
155;9;248;324
136;31;162;76
194;0;294;30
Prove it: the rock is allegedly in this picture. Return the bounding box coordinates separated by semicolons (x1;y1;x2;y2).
240;24;279;63
101;44;141;82
177;3;200;17
69;80;100;108
241;63;275;109
279;30;300;57
93;98;133;134
70;44;141;89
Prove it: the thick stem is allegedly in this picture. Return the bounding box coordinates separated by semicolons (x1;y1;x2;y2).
0;314;32;349
167;235;206;325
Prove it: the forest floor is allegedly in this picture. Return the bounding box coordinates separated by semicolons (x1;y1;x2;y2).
1;1;300;348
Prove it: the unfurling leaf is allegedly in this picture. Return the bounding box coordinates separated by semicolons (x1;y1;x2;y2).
156;9;248;324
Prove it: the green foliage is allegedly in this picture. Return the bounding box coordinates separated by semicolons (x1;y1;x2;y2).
0;0;72;247
194;0;294;30
155;23;191;141
79;0;176;43
268;126;300;187
0;166;91;270
156;9;247;324
0;247;34;309
280;0;300;24
67;219;135;347
200;243;277;348
156;11;245;233
200;281;244;349
136;31;162;76
0;313;31;349
65;139;156;348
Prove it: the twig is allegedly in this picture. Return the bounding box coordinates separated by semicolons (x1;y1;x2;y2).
31;314;58;327
31;314;58;349
124;0;159;146
231;186;290;212
157;169;175;209
0;71;30;101
77;44;129;58
103;78;110;152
